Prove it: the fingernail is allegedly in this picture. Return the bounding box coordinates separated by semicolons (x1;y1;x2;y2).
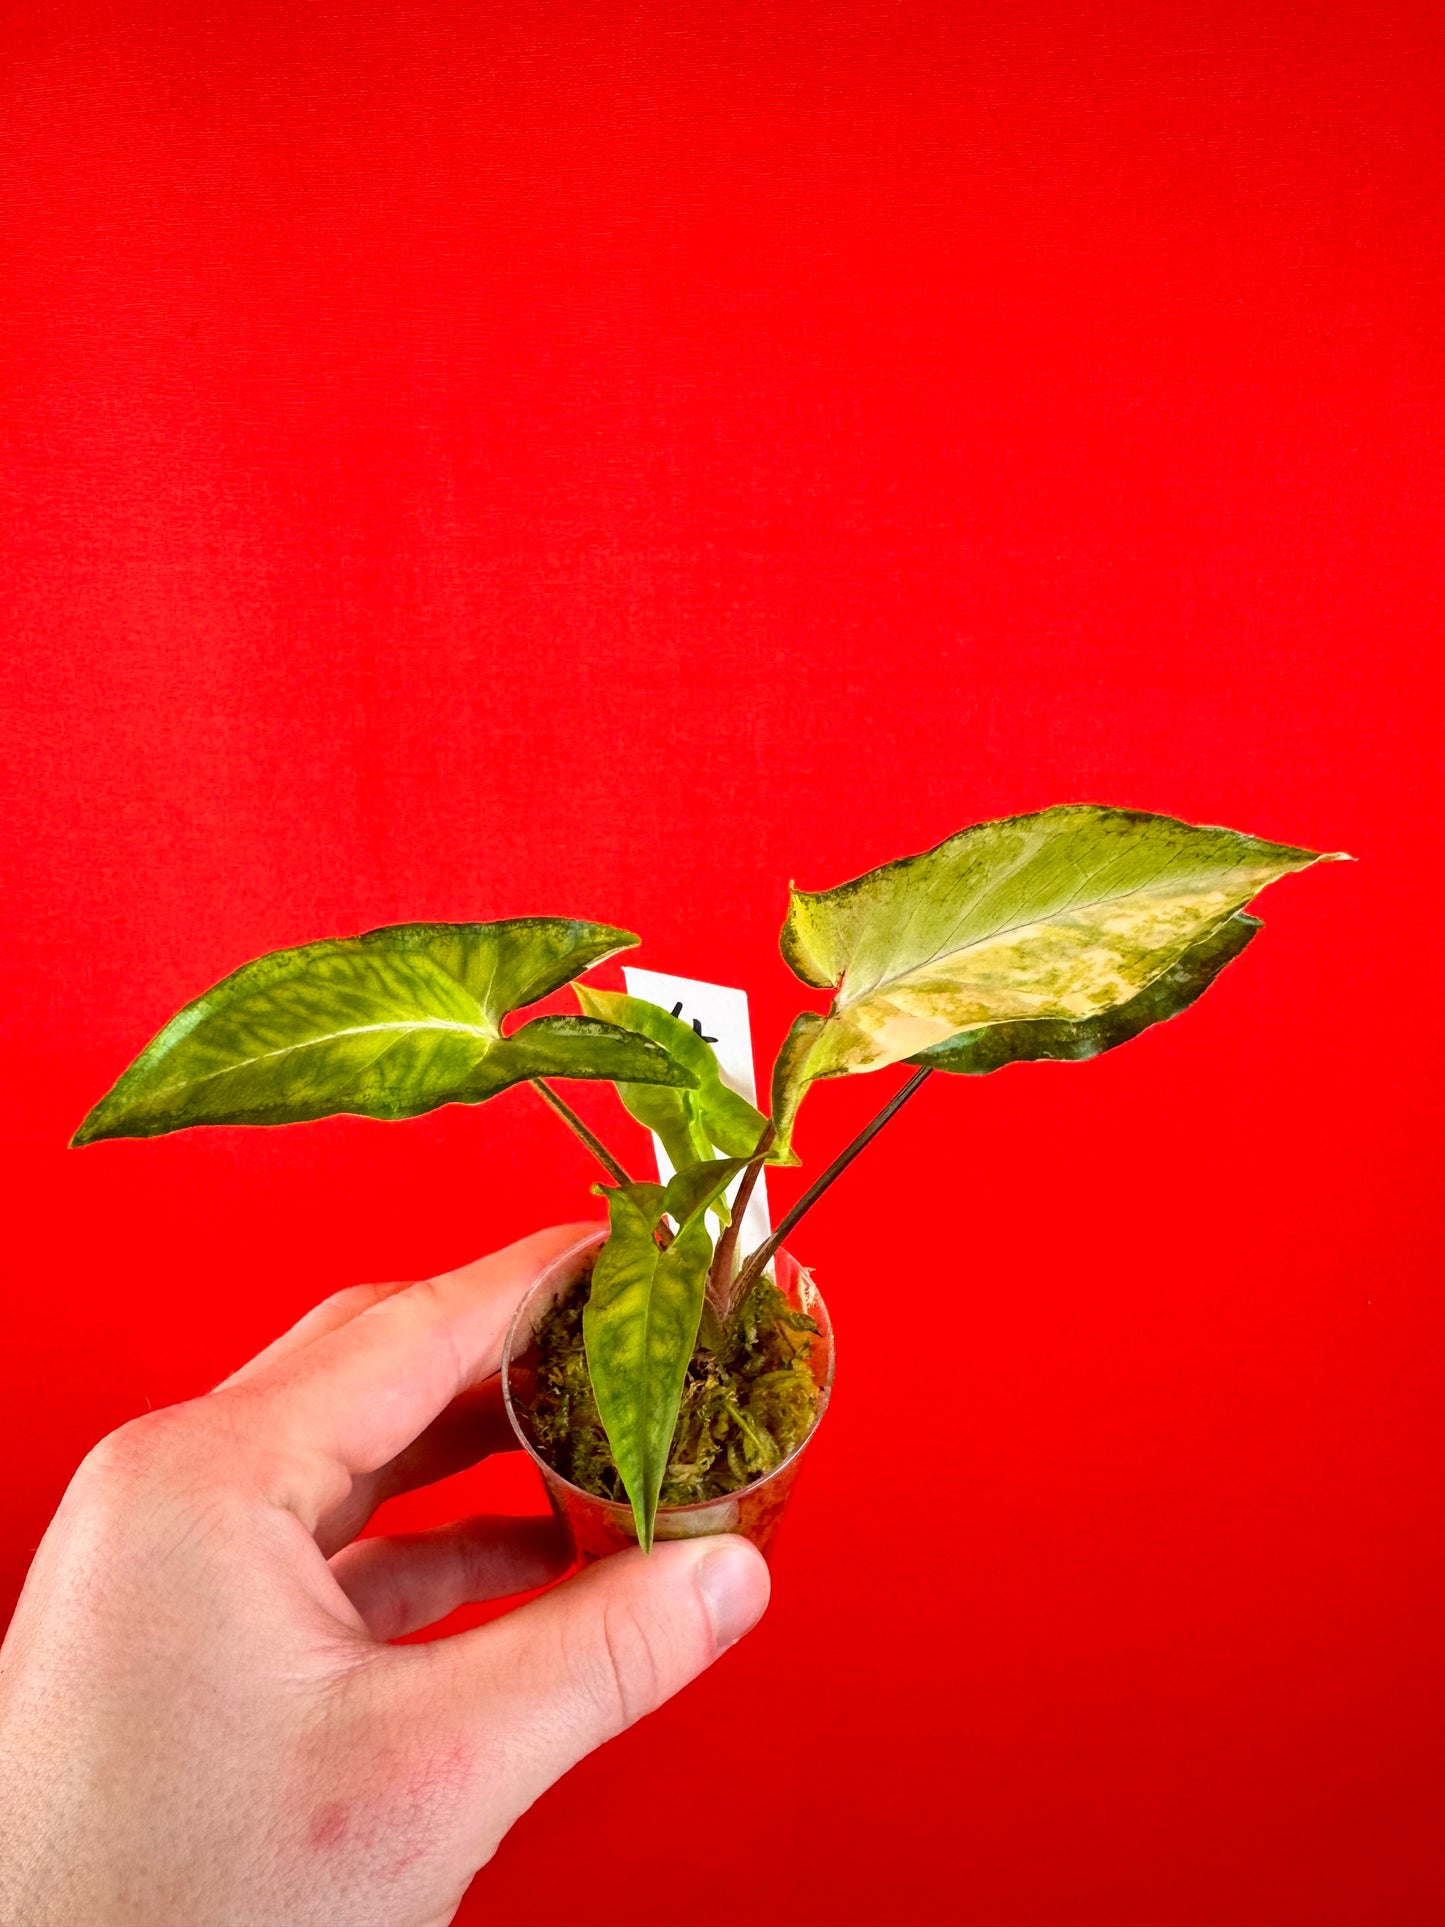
696;1540;770;1653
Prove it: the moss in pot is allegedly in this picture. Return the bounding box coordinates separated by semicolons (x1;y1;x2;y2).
502;1231;836;1558
528;1260;821;1509
72;805;1346;1555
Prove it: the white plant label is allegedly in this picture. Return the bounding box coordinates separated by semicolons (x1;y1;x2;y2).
621;966;772;1255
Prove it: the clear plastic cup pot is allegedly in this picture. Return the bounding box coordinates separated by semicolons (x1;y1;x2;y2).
502;1228;835;1562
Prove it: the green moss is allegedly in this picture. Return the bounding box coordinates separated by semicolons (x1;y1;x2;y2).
525;1266;821;1507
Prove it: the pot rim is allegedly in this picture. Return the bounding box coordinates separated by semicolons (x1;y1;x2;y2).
501;1226;835;1520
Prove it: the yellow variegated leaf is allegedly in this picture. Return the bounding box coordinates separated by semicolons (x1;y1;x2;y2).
73;919;693;1143
769;1012;825;1163
911;910;1262;1076
583;1158;746;1549
778;805;1346;1113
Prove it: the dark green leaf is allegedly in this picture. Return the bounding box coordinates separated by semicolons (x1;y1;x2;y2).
73;919;694;1144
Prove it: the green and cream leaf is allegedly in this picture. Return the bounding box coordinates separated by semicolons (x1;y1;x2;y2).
73;919;694;1144
910;910;1262;1075
768;1012;825;1164
780;806;1346;1094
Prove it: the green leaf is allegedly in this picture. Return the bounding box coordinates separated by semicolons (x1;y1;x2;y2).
574;985;770;1163
661;1156;749;1226
584;1157;746;1549
73;919;696;1144
910;910;1262;1075
574;988;713;1179
778;806;1346;1115
768;1013;824;1164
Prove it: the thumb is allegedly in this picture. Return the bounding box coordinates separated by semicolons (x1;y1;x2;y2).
408;1535;769;1844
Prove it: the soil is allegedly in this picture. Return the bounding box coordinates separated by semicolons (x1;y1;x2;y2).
523;1263;821;1507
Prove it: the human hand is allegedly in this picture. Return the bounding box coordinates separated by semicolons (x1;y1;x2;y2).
0;1224;770;1927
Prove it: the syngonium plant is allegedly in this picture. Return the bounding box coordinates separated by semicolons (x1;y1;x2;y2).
74;805;1346;1547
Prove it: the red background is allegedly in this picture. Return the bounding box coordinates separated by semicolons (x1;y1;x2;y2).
2;5;1442;1923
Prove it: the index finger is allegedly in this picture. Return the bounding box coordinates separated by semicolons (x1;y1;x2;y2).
217;1221;599;1527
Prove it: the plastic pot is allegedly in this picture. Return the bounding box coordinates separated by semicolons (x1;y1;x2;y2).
502;1228;834;1561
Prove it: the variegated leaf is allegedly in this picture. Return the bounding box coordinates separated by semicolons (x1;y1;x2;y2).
584;1158;746;1549
777;807;1345;1117
769;1012;826;1163
911;910;1261;1076
74;919;694;1143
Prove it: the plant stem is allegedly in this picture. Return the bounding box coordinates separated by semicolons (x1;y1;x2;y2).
530;1080;633;1187
729;1066;934;1305
705;1122;775;1313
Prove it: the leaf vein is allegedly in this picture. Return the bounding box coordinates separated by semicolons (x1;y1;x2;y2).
143;1018;490;1099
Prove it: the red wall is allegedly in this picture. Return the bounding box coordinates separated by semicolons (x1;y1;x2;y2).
2;6;1441;1923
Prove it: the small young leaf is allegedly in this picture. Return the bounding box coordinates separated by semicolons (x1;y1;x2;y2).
779;806;1346;1099
574;986;770;1159
910;911;1262;1075
574;987;714;1175
584;1157;746;1549
661;1156;750;1226
73;919;695;1144
768;1013;824;1164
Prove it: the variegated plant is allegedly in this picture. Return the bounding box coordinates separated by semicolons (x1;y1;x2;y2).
74;807;1346;1548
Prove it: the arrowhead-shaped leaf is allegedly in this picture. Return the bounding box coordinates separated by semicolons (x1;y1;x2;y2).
584;1157;746;1549
74;918;696;1144
574;985;770;1170
777;807;1345;1126
910;910;1262;1075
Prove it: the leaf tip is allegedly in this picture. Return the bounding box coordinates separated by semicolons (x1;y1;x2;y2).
69;1102;117;1147
633;1501;656;1554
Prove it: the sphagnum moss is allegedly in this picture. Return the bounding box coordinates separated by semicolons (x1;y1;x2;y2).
526;1263;821;1507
